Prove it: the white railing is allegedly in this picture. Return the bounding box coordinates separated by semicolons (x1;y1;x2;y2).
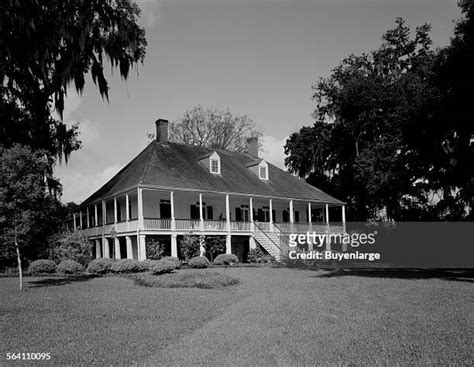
230;221;251;231
144;218;171;230
275;222;345;233
175;219;201;231
203;220;227;231
114;220;139;232
255;222;271;231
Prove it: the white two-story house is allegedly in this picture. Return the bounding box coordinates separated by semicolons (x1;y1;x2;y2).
75;119;345;262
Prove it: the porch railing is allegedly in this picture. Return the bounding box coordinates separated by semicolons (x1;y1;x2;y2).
144;218;171;230
175;219;201;231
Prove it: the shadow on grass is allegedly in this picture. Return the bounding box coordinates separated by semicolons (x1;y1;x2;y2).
313;268;474;283
27;274;99;288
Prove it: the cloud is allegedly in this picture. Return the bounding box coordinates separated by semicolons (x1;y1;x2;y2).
261;135;289;170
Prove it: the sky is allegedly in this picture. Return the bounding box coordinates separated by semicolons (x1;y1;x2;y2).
56;0;462;204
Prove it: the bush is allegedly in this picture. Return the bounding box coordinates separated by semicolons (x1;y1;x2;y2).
139;259;158;271
213;254;239;265
247;248;274;263
49;229;93;266
28;259;57;274
57;260;84;274
188;256;210;269
160;256;181;269
110;259;148;273
86;258;115;274
145;239;166;260
179;235;201;261
150;259;176;275
133;271;240;289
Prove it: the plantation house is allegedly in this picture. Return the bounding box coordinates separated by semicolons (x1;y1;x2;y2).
75;119;345;262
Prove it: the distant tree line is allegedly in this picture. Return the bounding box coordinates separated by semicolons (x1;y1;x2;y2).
285;1;473;221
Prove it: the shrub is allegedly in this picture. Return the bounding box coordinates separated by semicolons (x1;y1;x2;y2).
150;259;176;275
145;239;166;260
49;229;93;266
204;236;225;262
133;271;240;289
179;235;201;261
86;258;115;274
247;248;274;263
110;259;148;273
139;259;158;271
188;256;210;269
160;256;181;269
57;260;84;274
213;254;239;265
28;259;57;274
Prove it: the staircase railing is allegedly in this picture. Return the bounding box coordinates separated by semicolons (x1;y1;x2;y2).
272;223;290;247
253;222;287;257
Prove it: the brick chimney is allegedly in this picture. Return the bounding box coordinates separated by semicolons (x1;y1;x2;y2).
246;137;258;157
155;119;169;143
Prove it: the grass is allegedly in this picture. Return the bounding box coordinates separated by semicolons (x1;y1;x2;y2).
1;268;473;366
132;269;240;289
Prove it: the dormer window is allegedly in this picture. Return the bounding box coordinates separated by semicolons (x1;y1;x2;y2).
247;159;269;180
211;159;219;173
209;151;221;174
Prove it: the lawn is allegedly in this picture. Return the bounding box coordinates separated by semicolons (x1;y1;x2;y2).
1;268;473;366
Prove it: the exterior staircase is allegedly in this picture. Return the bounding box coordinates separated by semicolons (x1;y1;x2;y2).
252;224;290;262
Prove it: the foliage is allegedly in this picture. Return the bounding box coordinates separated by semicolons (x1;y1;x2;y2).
247;248;274;263
205;236;225;262
160;256;181;269
213;254;239;265
0;145;60;289
49;229;93;266
134;271;239;289
150;259;176;275
188;256;210;269
86;258;115;274
179;235;201;261
149;106;261;152
0;0;147;166
284;16;473;221
145;239;166;260
56;259;84;274
28;259;57;274
110;259;148;273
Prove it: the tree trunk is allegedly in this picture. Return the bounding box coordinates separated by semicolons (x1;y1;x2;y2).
14;225;23;291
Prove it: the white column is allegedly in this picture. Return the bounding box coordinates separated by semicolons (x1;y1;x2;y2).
170;191;175;230
199;236;205;257
249;197;254;232
225;194;231;231
73;213;77;230
114;237;121;259
199;193;204;231
289;200;294;223
103;238;110;258
138;234;146;261
138;188;144;229
94;204;98;227
86;207;90;228
125;194;130;221
114;197;118;223
308;203;312;224
269;199;273;232
226;234;232;254
342;205;346;233
325;204;330;224
249;236;257;250
126;236;133;259
79;210;83;229
95;239;101;258
171;234;178;258
325;204;331;251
